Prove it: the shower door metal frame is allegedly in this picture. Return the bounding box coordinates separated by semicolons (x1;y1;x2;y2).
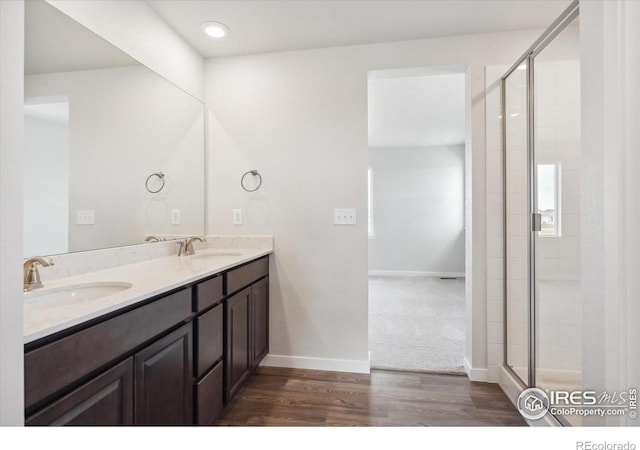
501;0;580;399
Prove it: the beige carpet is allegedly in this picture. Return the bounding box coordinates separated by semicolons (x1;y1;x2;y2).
368;276;465;373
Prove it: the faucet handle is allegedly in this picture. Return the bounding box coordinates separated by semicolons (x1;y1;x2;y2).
176;239;187;256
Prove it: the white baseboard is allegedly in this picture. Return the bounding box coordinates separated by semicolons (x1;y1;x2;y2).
261;354;371;374
463;356;489;382
368;270;465;278
498;364;525;408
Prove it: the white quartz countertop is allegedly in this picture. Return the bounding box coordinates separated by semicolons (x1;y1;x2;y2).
24;247;272;344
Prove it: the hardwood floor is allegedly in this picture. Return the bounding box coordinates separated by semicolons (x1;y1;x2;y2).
216;367;527;426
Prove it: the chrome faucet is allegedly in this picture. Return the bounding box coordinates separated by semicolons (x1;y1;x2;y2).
144;235;162;242
176;239;188;256
23;256;54;292
185;237;205;256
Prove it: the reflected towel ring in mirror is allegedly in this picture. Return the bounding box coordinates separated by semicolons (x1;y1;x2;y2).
241;170;262;192
145;172;165;193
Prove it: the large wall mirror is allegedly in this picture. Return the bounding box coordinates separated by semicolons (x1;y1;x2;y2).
24;0;205;258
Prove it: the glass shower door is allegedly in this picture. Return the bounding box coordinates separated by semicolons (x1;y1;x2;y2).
504;63;529;385
532;16;582;425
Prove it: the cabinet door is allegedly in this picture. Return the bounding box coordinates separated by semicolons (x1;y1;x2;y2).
195;361;224;425
134;324;193;425
26;358;133;426
225;287;251;402
250;277;269;370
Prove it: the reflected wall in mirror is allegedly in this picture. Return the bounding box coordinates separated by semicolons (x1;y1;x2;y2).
24;0;205;258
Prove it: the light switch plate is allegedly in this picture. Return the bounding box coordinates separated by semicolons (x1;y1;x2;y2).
333;208;357;225
171;209;181;225
76;210;94;225
233;209;243;225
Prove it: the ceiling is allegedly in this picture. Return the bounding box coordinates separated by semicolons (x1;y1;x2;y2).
368;71;465;148
147;0;571;59
25;0;137;76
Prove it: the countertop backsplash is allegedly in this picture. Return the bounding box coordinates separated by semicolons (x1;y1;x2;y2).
33;235;274;282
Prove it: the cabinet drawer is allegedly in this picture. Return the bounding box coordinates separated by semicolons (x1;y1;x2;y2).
195;361;223;426
195;304;223;377
226;256;269;295
194;275;223;312
25;288;192;410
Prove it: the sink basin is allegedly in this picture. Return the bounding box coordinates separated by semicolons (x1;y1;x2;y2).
189;252;242;259
24;282;133;309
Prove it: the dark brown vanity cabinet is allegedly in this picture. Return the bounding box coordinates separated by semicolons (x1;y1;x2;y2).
26;324;193;427
25;358;134;426
225;287;252;401
193;275;224;425
25;288;193;426
224;256;269;402
134;324;193;425
250;276;269;371
24;254;270;426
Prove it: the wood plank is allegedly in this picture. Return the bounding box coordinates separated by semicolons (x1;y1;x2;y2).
216;367;527;427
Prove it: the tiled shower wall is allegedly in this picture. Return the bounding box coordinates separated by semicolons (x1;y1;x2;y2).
533;57;582;390
485;66;508;383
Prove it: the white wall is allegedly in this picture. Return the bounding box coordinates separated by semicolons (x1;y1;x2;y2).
368;146;465;275
46;0;204;101
0;0;25;426
24;105;69;256
367;73;467;147
205;29;544;374
580;0;640;426
25;66;204;254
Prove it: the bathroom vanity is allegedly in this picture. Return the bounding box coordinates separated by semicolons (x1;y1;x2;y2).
23;250;270;426
21;2;272;426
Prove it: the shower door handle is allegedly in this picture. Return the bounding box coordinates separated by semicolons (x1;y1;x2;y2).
532;213;542;232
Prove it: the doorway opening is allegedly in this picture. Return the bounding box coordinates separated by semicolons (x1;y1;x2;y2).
24;98;70;257
367;67;468;373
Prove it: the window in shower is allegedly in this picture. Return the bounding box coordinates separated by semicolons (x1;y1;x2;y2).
537;163;560;237
368;167;374;237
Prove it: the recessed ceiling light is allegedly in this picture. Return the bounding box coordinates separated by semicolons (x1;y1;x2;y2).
201;22;229;39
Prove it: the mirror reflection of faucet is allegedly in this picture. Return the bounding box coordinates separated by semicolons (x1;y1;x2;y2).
23;256;54;292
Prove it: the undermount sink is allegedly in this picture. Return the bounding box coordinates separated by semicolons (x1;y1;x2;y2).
189;252;242;259
24;282;133;309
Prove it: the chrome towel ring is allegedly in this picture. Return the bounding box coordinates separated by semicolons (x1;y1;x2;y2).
241;170;262;192
145;172;165;193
